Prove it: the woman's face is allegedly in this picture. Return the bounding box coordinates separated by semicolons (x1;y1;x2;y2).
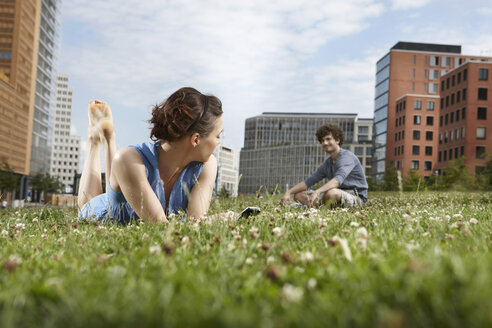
196;115;223;162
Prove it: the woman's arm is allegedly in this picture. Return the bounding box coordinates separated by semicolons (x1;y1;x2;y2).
110;147;168;223
187;154;218;218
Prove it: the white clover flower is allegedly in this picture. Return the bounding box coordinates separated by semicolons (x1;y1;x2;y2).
15;223;25;231
469;218;478;225
449;222;459;229
41;233;47;239
272;227;284;237
72;229;81;234
181;236;190;244
1;229;8;237
32;217;38;223
299;251;314;263
149;245;161;254
267;256;275;264
249;226;259;239
227;242;235;251
422;232;430;237
282;284;304;303
453;213;463;219
356;227;369;240
307;278;317;290
349;221;359;227
245;257;254;265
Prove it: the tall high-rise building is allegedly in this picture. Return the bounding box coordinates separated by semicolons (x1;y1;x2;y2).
49;73;80;193
29;0;61;174
0;0;41;176
213;144;239;197
239;112;373;194
373;41;492;180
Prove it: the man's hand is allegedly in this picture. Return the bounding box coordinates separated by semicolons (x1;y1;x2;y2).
280;192;291;205
308;190;319;207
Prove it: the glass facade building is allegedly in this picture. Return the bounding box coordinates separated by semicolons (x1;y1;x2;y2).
30;0;61;174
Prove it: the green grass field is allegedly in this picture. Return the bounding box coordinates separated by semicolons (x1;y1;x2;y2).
0;192;491;327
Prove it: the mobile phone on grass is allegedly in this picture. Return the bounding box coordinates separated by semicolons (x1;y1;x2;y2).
236;207;261;219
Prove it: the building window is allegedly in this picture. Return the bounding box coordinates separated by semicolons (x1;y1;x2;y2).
450;112;454;123
477;127;486;140
464;68;467;80
443;150;447;161
457;72;461;84
452;75;455;86
462;107;466;120
427;101;435;110
412;145;420;155
358;126;369;134
461;127;465;139
476;146;485;159
441;80;445;92
426;131;433;141
440;98;444;109
477;107;487;120
429;83;438;94
354;147;364;155
457;90;461;103
463;88;467;100
456;109;460;122
411;160;419;170
461;146;464;157
426;116;434;126
425;146;433;156
414;115;421;125
439;115;443;127
438;151;442;162
424;161;432;171
479;68;489;81
430;56;439;66
442;56;451;67
413;130;420;140
478;88;488;100
446;77;450;89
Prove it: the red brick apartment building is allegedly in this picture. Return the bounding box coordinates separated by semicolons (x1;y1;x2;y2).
435;62;492;175
373;42;492;180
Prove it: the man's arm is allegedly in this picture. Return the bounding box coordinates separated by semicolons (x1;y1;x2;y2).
280;181;308;205
308;178;340;206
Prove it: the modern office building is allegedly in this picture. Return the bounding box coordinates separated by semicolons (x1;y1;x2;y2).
29;0;61;174
239;112;373;194
435;62;492;175
0;0;41;177
373;41;492;180
213;144;239;197
49;73;80;193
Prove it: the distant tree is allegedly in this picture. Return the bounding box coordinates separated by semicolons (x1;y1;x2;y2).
366;176;382;191
476;155;492;191
403;169;423;191
0;162;20;199
440;157;473;190
29;172;63;202
383;163;399;191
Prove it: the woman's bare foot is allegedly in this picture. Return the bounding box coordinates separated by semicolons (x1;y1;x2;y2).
88;100;114;143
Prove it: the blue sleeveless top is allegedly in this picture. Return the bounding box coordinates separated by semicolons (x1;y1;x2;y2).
78;141;204;224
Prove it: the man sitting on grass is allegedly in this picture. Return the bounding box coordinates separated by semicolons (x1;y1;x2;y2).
280;123;368;208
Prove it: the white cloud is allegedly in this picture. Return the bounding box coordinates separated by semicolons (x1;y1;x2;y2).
60;0;384;148
390;0;431;10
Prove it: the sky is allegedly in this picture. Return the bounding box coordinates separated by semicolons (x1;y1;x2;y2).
58;0;492;170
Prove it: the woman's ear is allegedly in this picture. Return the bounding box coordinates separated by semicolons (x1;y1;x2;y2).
190;133;201;147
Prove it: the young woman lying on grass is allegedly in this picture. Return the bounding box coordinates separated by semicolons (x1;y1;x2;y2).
78;87;223;224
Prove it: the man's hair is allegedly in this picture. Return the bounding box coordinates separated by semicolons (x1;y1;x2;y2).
315;124;344;146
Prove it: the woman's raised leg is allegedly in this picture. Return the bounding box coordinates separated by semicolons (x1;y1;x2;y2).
77;100;115;210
